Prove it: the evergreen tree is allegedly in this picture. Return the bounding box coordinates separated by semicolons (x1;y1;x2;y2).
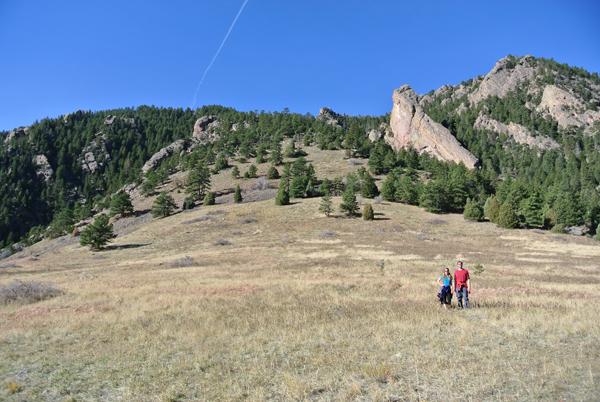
275;183;290;206
284;141;297;158
318;193;333;217
362;203;374;220
266;166;280;179
182;196;195;210
463;198;485;222
360;174;379;198
203;191;216;206
231;165;240;179
110;192;134;217
151;192;177;218
185;162;211;201
140;169;159;196
497;203;520;229
54;208;75;235
289;176;307;198
234;185;243;203
248;164;258;178
340;187;359;215
419;180;448;213
318;178;332;196
395;174;419;205
487;196;502;223
521;194;544;227
269;141;283;165
79;214;115;250
381;172;397;201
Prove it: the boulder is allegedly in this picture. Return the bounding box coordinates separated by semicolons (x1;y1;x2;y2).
142;139;184;174
4;127;29;144
536;85;600;132
79;132;111;173
368;123;389;142
33;154;54;181
191;116;222;145
316;107;342;128
386;85;479;168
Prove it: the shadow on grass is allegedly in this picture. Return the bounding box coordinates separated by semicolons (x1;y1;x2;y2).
104;243;152;251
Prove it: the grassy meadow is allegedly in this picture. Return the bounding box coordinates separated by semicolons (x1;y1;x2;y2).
1;148;600;401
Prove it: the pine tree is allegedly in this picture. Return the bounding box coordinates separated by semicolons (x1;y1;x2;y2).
360;174;379;198
185;162;211;201
266;166;280;179
521;194;543;227
203;191;216;206
340;187;359;215
248;164;258;178
395;174;419;205
234;185;242;203
362;203;374;220
381;172;397;201
140;169;159;196
318;193;333;217
487;196;502;223
231;165;240;179
151;192;177;218
79;214;115;250
269;141;283;166
463;198;485;222
289;176;307;198
497;203;520;229
318;178;332;196
110;192;134;217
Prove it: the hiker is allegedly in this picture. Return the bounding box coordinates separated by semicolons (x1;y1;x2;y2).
454;261;470;309
437;267;452;310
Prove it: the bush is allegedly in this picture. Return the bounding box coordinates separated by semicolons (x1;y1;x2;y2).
362;203;374;220
0;280;63;304
463;198;485;222
551;224;565;233
266;166;280;179
487;196;501;223
203;191;216;206
275;188;290;206
497;203;520;229
234;185;243;203
183;196;195;210
80;214;116;250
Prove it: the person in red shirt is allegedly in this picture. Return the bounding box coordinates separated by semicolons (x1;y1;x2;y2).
454;261;470;309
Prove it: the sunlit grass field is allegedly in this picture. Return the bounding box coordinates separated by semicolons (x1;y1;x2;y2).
1;146;599;401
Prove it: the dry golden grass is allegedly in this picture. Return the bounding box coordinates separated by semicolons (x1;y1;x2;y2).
1;149;600;401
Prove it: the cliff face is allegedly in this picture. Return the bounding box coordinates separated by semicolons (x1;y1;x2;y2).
386;85;480;168
473;112;560;150
536;85;600;133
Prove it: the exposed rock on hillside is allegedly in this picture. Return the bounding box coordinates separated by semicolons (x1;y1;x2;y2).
368;123;390;142
142;140;184;174
192;116;222;145
474;113;560;150
536;85;600;133
4;127;29;144
468;55;536;105
105;115;135;125
316;108;342;128
33;154;54;181
79;133;111;174
387;85;479;168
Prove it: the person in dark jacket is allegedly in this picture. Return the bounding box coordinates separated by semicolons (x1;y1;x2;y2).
437;267;453;310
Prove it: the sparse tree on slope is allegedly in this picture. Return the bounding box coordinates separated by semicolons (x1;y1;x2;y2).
80;214;115;250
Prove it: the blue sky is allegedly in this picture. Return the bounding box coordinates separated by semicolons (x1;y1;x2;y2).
1;0;599;132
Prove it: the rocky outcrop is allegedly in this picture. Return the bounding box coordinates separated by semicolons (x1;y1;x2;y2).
316;108;342;128
33;154;54;181
368;123;390;142
536;85;600;132
4;127;29;143
386;85;479;168
468;55;536;105
474;113;560;150
79;133;111;174
104;115;135;125
141;140;184;174
191;116;222;145
231;122;250;131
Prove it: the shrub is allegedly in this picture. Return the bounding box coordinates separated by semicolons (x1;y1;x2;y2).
0;280;63;304
266;166;280;179
487;196;501;223
551;223;565;233
362;203;374;220
497;203;520;229
473;263;485;275
182;196;195;210
234;185;243;203
203;191;216;206
275;187;290;206
463;198;485;222
80;214;116;250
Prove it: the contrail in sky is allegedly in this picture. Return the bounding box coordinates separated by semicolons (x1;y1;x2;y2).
191;0;250;108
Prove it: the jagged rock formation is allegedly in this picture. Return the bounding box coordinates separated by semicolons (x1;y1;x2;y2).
368;123;390;142
474;112;560;150
105;115;135;125
4;127;29;144
386;85;480;168
468;55;536;105
141;139;184;174
316;108;342;128
33;154;54;181
192;115;222;145
231;122;250;131
79;133;111;173
536;85;600;133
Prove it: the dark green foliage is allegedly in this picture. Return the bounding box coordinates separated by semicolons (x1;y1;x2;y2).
266;166;280;179
182;196;195;210
360;174;379;198
381;172;397;201
395;174;419;205
340;187;359;215
151;192;177;218
318;193;333;217
521;193;543;227
463;198;485;222
362;203;374;220
497;203;520;229
79;214;115;250
487;197;501;223
203;191;215;206
231;165;240;179
110;192;134;217
141;170;160;196
318;178;332;196
419;180;448;213
275;187;290;206
289;176;307;198
247;164;258;178
185;163;211;201
234;185;242;203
